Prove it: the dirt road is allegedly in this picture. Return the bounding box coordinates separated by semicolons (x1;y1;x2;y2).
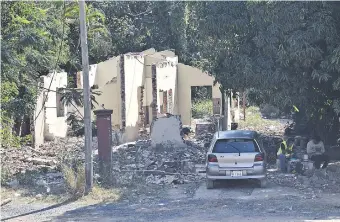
2;180;340;222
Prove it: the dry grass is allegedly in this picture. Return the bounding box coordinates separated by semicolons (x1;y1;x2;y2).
239;106;282;133
61;163;86;198
78;186;121;204
1;163;122;206
61;163;121;204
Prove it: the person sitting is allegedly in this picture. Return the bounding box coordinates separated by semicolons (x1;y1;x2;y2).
277;136;294;172
307;134;329;169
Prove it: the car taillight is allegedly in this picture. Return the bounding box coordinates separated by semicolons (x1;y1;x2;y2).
255;153;264;162
208;154;218;162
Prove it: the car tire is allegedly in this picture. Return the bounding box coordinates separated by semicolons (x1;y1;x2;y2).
206;179;215;189
259;178;267;188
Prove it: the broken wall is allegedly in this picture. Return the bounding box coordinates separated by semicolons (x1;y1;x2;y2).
156;57;178;116
34;78;45;147
34;71;68;146
92;57;121;129
143;50;178;124
150;116;185;148
177;64;222;126
77;64;97;88
70;58;122;128
123;53;145;142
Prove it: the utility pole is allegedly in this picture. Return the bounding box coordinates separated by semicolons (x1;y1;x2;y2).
79;0;93;193
243;91;246;121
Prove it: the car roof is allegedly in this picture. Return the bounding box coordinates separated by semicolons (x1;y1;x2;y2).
214;130;258;140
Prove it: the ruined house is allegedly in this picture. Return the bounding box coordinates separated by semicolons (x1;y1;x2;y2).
73;48;238;142
32;48;239;146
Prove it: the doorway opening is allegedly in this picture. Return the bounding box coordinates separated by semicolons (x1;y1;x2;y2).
191;86;213;120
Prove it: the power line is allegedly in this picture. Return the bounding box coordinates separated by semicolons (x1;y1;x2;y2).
36;85;84;119
32;1;66;125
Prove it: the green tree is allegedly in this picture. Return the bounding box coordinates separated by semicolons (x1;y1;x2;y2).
185;1;340;142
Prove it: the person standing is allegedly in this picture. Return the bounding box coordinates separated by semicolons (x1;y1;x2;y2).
307;134;329;169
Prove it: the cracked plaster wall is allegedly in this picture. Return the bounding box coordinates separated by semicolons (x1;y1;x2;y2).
34;71;68;147
150;116;185;148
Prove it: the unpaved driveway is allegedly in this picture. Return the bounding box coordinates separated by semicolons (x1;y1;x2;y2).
2;180;340;222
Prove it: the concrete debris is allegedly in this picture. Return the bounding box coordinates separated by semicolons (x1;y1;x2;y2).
268;162;340;194
109;118;210;187
6;179;19;188
111;139;205;171
1;137;87;181
1;199;12;207
146;175;176;185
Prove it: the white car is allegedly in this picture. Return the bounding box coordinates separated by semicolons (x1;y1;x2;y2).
205;130;267;189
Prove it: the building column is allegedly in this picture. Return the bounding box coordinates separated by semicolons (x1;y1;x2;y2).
94;109;113;183
151;64;158;121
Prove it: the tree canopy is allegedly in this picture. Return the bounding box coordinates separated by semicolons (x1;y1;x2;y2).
1;1;340;144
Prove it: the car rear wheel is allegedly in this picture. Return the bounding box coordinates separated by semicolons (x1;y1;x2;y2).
259;178;267;188
206;179;215;189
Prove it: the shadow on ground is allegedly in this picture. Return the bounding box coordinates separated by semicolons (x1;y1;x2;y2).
1;199;74;221
51;199;340;222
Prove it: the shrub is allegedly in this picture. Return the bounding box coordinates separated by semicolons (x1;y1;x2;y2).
192;99;213;119
61;162;86;198
260;104;281;118
0;115;31;148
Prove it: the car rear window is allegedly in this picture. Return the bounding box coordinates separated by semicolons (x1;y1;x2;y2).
212;138;260;153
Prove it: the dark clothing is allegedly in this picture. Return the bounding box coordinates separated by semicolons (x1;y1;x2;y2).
311;154;330;169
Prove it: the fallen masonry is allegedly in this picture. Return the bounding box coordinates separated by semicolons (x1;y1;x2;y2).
268;162;340;195
3;114;340;197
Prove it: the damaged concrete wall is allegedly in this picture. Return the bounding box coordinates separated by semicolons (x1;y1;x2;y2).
34;71;68;146
150;116;185;148
34;78;45;147
143;49;178;123
156;57;178;115
177;64;222;126
77;64;97;88
123;53;145;142
72;57;122;128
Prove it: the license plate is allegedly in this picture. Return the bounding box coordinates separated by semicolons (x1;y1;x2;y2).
231;171;243;177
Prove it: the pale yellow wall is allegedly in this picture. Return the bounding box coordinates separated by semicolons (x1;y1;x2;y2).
34;79;45;147
177;63;222;126
70;58;122;128
93;57;121;128
123;54;144;142
41;71;68;140
156;60;177;114
142;52;178;122
78;64;97;88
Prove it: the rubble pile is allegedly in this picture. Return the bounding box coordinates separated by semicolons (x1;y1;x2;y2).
114;141;204;172
111;139;207;185
1;129;126;181
268;162;340;193
240;123;285;136
0;137;92;181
